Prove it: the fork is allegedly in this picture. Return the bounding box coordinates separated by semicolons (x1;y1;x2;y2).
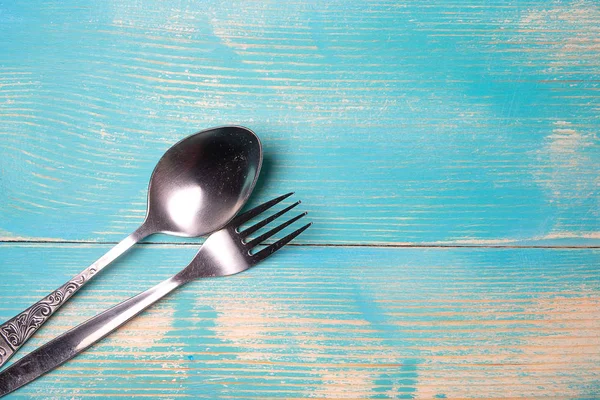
0;193;310;396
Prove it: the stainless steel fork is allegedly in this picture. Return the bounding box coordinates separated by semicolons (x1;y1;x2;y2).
0;193;310;397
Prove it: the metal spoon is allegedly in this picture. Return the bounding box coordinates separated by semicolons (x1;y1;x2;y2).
0;125;263;369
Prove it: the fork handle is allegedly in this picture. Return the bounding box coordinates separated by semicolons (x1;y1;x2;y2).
0;224;151;371
0;274;185;397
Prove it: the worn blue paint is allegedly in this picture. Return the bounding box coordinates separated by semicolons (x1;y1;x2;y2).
1;0;599;398
0;245;599;397
0;0;598;245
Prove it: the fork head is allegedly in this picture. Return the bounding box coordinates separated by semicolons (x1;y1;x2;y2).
180;193;311;281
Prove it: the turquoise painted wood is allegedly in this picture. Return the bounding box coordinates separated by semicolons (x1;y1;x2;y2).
0;245;599;398
0;0;598;246
0;0;599;399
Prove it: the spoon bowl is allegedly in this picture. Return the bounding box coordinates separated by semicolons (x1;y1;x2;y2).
144;126;263;236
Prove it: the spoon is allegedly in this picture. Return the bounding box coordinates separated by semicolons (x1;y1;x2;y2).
0;125;262;369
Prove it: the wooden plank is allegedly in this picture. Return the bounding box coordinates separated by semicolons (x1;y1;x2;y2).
0;1;598;246
0;244;598;398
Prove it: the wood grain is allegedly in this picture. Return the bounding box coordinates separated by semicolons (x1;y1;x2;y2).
0;1;598;398
0;244;598;399
0;0;598;246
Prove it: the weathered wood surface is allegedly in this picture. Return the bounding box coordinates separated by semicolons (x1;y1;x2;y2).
0;1;598;246
0;0;599;398
0;245;598;399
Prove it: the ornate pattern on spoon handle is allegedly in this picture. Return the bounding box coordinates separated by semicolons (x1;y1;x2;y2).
0;225;146;370
0;267;98;356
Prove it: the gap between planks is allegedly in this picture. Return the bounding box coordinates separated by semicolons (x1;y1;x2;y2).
0;240;598;249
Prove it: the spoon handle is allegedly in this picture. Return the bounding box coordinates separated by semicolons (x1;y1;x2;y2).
0;224;152;370
0;275;184;397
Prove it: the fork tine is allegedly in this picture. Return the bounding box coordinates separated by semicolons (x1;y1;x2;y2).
239;201;301;238
245;212;307;249
251;223;312;262
231;192;294;226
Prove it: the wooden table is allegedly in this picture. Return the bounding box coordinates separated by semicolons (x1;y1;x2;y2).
1;1;598;398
